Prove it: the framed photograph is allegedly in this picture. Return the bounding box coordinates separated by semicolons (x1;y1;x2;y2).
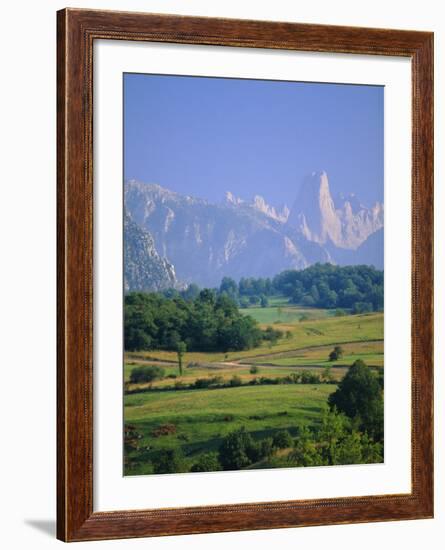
57;8;434;542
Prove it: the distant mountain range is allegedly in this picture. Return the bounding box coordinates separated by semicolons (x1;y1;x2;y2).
124;171;384;291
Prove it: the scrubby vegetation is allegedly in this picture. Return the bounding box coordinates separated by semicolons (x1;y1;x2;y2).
129;365;165;384
328;359;384;441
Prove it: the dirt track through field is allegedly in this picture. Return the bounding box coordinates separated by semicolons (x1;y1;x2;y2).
231;339;383;363
126;338;383;370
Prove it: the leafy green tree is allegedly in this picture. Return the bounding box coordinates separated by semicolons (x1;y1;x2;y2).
259;438;274;459
323;364;333;382
319;409;383;465
329;345;344;361
352;301;373;314
129;365;165;384
358;433;384;463
263;326;282;345
182;283;200;301
310;284;320;304
218;428;254;470
152;449;186;474
272;430;293;449
317;408;351;464
328;360;383;441
176;341;187;376
289;426;323;466
219;277;238;299
301;295;315;307
334;345;343;357
191;452;222;472
229;375;242;387
198;288;216;305
125;328;152;351
260;294;269;308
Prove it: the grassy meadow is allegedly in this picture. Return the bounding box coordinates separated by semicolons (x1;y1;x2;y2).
124;307;383;475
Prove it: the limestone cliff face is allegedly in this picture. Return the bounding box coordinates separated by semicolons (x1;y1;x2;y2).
124;212;178;292
287;171;383;249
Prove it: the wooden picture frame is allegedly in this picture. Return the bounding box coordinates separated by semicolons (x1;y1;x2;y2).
57;8;434;542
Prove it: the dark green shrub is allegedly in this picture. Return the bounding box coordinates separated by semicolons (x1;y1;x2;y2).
229;375;242;387
328;360;383;441
191;452;222;472
151;449;185;474
194;376;224;389
130;365;165;384
272;430;293;449
300;371;321;384
218;428;254;470
259;437;274;458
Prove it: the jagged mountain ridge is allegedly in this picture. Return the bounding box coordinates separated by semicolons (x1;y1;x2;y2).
124;180;319;287
224;191;290;222
124;173;383;290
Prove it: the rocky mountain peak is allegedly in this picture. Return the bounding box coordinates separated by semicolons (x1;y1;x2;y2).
225;191;244;206
124;211;179;292
287;171;383;250
251;195;289;222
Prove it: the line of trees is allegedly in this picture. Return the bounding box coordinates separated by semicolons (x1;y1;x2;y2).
161;263;383;312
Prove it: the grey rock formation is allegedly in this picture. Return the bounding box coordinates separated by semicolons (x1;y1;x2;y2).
124;212;178;292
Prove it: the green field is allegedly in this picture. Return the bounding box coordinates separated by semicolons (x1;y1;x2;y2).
124;308;383;475
240;297;337;324
251;341;383;368
125;311;383;365
124;384;335;475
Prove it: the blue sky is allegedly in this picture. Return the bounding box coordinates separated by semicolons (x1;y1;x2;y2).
124;73;383;208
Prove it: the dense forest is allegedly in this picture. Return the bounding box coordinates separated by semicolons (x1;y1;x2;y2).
164;263;383;312
273;264;383;311
124;291;282;352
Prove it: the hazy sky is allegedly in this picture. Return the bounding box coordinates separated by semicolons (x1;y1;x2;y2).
124;73;384;208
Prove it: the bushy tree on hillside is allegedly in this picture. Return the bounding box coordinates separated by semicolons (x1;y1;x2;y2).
152;449;186;474
272;430;293;449
218;428;255;470
191;452;222;472
129;365;165;384
328;360;383;441
329;345;344;361
289;410;383;467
